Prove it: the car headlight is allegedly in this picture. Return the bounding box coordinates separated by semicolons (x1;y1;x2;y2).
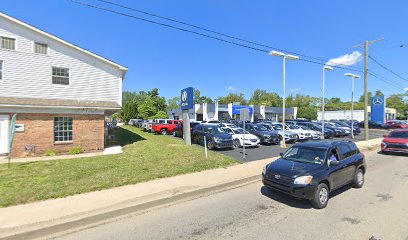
262;165;268;175
262;134;271;138
213;137;222;142
294;176;313;185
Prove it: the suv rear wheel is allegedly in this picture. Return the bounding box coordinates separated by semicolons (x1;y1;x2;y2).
160;129;168;135
234;139;241;148
352;168;364;188
311;183;329;209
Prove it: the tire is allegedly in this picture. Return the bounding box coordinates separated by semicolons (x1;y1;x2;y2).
311;183;329;209
207;140;215;150
160;129;168;135
352;168;365;188
234;139;241;148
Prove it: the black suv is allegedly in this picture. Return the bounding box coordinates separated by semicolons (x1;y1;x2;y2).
192;124;234;150
262;141;366;209
239;123;280;145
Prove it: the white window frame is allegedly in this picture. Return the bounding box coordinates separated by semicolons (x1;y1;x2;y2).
0;35;17;51
33;42;49;55
51;66;70;86
54;117;73;143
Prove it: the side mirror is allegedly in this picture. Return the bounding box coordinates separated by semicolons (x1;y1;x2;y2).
383;134;388;138
328;160;340;166
279;152;284;157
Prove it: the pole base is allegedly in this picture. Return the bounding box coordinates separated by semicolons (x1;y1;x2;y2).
280;140;287;148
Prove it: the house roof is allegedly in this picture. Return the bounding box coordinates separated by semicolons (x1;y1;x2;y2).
0;97;121;110
0;11;128;76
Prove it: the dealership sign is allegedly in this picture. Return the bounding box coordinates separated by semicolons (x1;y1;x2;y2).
181;87;194;110
232;105;253;115
371;96;386;125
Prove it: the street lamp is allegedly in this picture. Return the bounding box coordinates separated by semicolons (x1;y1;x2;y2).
269;51;299;148
344;73;361;138
321;65;333;139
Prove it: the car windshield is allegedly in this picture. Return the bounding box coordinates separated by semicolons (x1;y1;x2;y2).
300;125;311;130
273;125;282;130
232;128;249;134
283;146;326;164
259;124;272;130
289;125;300;129
207;126;226;134
389;131;408;138
253;125;268;131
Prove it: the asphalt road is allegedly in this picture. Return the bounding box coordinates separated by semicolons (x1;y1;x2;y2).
219;129;389;162
55;151;408;240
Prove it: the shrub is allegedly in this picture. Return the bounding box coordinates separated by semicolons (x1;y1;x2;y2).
69;147;85;155
44;149;58;156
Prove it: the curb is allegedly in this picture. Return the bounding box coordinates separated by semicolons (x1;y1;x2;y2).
0;175;261;240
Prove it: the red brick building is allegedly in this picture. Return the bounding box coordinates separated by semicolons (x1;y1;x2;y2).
0;13;127;157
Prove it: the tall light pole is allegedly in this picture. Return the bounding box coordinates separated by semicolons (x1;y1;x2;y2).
321;65;333;139
269;51;299;148
344;73;361;138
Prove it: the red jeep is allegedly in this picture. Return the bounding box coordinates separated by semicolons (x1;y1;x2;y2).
152;120;183;135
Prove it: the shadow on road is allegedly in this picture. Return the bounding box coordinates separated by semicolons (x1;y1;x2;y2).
260;184;354;209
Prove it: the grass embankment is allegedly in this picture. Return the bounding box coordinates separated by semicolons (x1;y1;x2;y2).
0;126;236;207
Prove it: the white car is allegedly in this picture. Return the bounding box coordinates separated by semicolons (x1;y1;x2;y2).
223;127;260;148
286;124;313;140
297;125;322;139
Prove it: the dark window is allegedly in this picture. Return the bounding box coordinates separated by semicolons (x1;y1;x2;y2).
349;143;360;155
338;144;353;159
34;42;48;54
54;117;73;142
1;37;15;50
174;121;179;125
0;60;3;80
52;67;69;85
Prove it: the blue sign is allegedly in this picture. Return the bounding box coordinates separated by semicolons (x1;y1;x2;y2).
371;96;386;124
232;105;253;115
181;87;194;110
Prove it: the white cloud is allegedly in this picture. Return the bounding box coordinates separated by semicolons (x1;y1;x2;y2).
289;88;301;93
404;87;408;92
226;86;236;91
326;51;363;66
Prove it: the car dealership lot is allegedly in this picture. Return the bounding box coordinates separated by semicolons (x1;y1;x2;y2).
218;129;388;162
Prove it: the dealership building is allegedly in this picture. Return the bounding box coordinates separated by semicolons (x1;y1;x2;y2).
317;106;397;122
168;103;297;122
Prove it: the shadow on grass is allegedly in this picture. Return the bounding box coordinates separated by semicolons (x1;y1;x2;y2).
112;127;146;146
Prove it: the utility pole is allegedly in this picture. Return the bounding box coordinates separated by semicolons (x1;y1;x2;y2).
353;38;384;141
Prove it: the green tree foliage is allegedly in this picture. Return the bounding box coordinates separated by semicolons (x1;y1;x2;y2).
297;105;317;120
194;89;213;104
137;98;157;119
218;93;247;105
248;89;282;106
154;110;169;119
123;101;138;122
167;96;180;110
387;94;408;119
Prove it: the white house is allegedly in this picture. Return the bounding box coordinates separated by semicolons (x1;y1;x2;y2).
0;12;127;157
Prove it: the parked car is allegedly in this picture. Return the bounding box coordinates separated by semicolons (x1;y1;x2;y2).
386;120;408;129
381;129;408;154
218;123;238;128
294;124;322;140
151;120;182;135
174;122;201;138
262;141;366;209
241;123;280;145
285;124;313;141
128;118;143;126
325;122;351;136
192;124;234;150
314;122;348;137
270;124;298;143
358;121;391;129
296;122;334;139
223;127;260;148
332;121;361;134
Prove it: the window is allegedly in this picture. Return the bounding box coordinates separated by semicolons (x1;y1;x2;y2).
52;67;69;85
34;42;48;54
0;61;3;80
54;117;73;142
338;144;353;159
1;37;16;50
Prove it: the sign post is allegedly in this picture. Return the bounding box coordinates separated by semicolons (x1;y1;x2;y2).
240;108;249;159
181;87;194;145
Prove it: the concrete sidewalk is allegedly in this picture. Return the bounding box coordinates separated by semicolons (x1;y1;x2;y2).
0;138;382;240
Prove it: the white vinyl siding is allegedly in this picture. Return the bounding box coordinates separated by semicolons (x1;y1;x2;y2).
0;18;122;105
52;67;69;85
34;42;47;54
0;61;3;80
1;36;15;50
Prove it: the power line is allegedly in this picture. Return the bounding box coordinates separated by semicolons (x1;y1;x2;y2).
368;55;408;83
94;0;364;70
68;0;365;73
368;71;406;91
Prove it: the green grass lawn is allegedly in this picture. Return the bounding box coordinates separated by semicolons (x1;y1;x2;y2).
0;126;237;207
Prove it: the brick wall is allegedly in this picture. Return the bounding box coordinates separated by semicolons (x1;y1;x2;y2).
9;113;105;157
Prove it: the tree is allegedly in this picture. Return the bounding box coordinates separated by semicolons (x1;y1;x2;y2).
193;89;213;104
359;92;372;102
154;110;168;119
375;90;384;96
248;89;281;106
218;93;247;105
123;101;138;123
167;96;180;110
387;94;408;119
138;98;157;119
297;105;318;120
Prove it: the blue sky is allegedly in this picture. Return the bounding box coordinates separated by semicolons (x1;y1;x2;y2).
2;0;408;101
